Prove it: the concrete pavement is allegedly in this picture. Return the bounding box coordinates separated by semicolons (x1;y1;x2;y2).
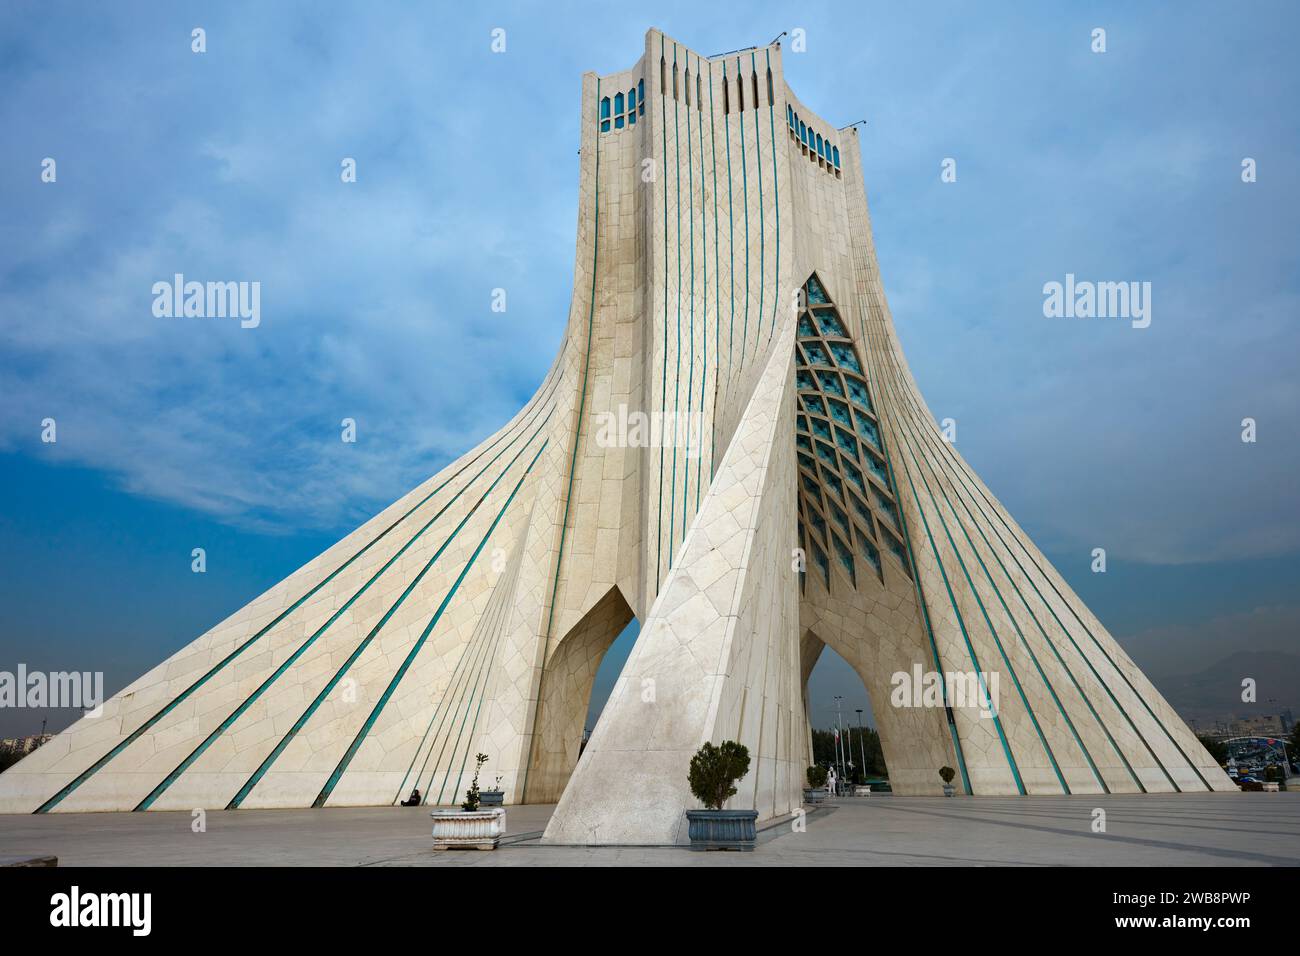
1;793;1296;867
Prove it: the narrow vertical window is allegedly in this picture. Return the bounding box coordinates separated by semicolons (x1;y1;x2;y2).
799;121;807;146
638;78;645;115
684;67;691;106
660;57;666;97
723;73;730;113
833;145;840;168
628;86;637;126
787;105;794;128
737;72;744;111
673;63;679;100
816;134;824;161
767;68;774;105
600;96;610;133
614;91;625;129
696;71;702;110
751;71;759;109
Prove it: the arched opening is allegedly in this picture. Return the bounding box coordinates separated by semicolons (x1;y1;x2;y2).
584;617;638;739
804;636;888;791
523;586;635;803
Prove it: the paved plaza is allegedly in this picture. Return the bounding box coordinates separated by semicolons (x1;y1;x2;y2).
2;793;1296;867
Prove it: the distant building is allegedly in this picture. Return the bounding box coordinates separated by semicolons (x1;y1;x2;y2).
1231;715;1288;737
0;734;52;756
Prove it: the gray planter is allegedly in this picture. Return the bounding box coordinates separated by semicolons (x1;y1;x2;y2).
429;808;505;850
478;790;504;807
685;809;758;851
802;787;827;804
942;783;955;797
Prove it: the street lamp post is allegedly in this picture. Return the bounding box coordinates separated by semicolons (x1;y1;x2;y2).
845;723;854;789
834;696;846;783
856;708;868;786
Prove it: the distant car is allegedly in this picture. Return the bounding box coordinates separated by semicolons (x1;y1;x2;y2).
1237;775;1261;783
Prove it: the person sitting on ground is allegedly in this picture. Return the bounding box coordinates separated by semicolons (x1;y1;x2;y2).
400;788;421;807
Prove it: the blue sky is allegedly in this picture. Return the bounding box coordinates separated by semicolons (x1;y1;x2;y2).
1;2;1297;737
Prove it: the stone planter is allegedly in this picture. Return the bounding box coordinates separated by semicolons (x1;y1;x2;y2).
802;787;827;804
430;807;506;850
942;783;955;797
685;809;758;851
478;789;504;807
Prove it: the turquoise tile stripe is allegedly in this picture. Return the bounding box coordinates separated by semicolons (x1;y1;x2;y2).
736;57;751;375
396;537;518;803
224;434;551;810
431;575;519;805
134;409;554;811
32;372;561;814
893;448;1027;794
707;62;721;480
656;39;669;591
683;50;695;538
519;71;606;799
854;270;1155;792
765;49;781;349
848;279;973;793
750;51;765;369
920;433;1117;791
872;356;1168;791
908;409;1137;791
311;442;548;808
676;42;686;567
668;42;683;570
692;52;705;515
899;439;1069;793
916;436;1105;792
722;61;736;413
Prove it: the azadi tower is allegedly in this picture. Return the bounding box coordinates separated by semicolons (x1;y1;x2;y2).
0;30;1232;841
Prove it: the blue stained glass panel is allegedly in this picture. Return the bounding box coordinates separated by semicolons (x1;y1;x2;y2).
816;311;846;336
829;342;861;372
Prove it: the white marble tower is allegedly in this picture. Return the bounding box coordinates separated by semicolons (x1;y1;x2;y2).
0;30;1234;843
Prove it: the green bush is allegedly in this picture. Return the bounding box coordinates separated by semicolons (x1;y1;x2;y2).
688;740;751;811
806;765;828;788
939;766;956;785
461;752;489;811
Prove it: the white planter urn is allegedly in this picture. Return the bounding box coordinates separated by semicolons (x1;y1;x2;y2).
430;807;506;850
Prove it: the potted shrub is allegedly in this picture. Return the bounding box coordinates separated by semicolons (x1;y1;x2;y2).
803;765;828;804
479;774;505;807
939;765;956;797
429;753;506;850
684;740;757;850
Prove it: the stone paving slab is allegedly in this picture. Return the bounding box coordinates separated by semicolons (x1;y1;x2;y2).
0;794;1295;867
